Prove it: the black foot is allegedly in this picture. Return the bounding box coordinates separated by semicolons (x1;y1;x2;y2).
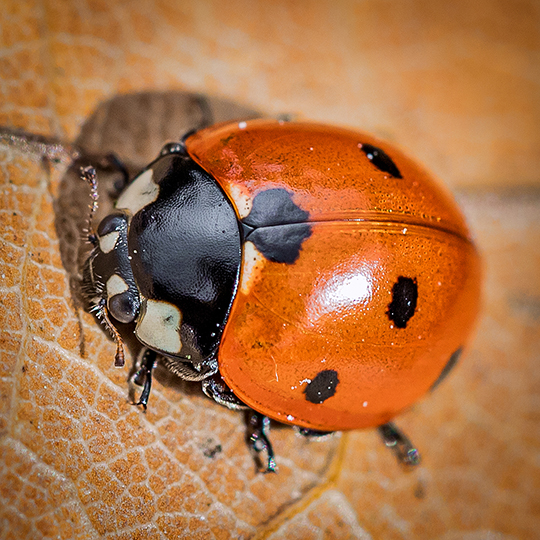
378;422;421;467
246;411;277;473
297;427;334;438
131;349;158;409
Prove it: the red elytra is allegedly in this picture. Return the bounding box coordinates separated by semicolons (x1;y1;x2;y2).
184;119;481;432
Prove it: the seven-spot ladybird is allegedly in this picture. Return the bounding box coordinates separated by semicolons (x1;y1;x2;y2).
82;119;481;471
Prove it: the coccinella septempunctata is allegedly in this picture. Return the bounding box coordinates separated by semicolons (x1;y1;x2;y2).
82;119;481;471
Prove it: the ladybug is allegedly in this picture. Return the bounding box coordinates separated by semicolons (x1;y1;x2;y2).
82;119;481;472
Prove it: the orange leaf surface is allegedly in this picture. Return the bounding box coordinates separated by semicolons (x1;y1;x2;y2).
1;1;539;539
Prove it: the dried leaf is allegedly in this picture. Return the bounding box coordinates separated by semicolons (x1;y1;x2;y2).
1;2;539;538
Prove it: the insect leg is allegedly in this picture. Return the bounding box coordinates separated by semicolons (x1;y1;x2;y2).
131;348;158;409
378;422;421;466
201;374;248;410
246;411;277;473
296;427;334;439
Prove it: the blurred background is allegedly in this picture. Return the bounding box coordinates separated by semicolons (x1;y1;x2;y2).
0;1;539;539
2;0;539;190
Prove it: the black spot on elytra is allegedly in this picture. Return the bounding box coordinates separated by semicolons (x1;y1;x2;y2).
430;348;463;391
387;276;418;328
360;143;402;178
246;224;311;264
304;370;339;404
242;188;312;264
243;188;309;227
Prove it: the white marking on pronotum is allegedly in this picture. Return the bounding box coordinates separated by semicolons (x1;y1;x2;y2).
106;274;129;298
99;230;120;253
116;169;159;215
136;298;183;354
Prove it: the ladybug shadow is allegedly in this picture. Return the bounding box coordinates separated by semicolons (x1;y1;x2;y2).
53;89;262;403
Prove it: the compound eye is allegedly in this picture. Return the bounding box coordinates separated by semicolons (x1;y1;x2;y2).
108;291;139;324
97;213;127;237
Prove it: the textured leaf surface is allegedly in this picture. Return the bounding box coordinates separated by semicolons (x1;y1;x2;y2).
1;1;539;539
